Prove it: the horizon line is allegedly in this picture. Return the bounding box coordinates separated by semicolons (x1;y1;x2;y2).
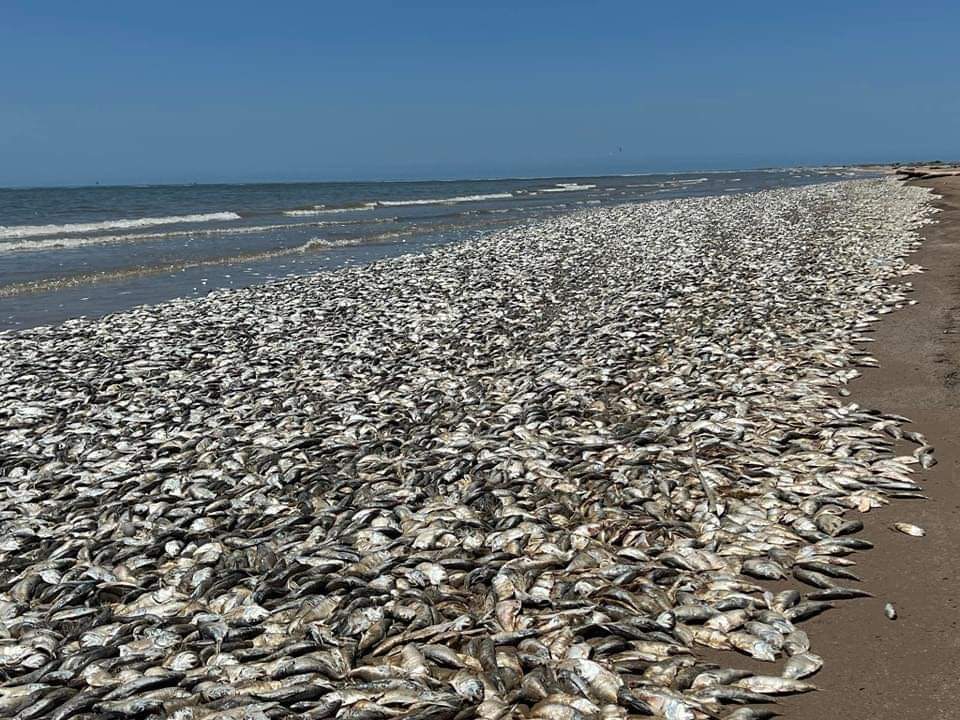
0;161;900;192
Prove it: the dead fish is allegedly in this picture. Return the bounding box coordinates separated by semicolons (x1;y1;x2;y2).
733;676;816;695
722;710;780;720
892;522;925;537
782;652;823;679
792;568;837;590
807;587;873;601
0;179;935;718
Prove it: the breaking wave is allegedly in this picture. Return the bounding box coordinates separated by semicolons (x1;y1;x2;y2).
284;203;378;216
538;183;598;193
0;216;404;253
377;193;514;207
284;193;514;214
0;212;242;240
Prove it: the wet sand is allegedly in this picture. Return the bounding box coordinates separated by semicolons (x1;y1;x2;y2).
782;175;960;718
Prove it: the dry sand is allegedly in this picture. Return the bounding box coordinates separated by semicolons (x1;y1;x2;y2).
894;164;960;180
780;176;960;718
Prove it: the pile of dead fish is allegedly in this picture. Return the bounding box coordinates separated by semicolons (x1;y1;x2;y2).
0;179;936;720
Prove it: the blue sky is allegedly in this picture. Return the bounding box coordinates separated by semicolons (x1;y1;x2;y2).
1;1;958;186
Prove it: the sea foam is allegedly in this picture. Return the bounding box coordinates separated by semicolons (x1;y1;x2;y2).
283;194;513;214
0;220;321;253
538;183;598;193
376;193;513;207
0;212;242;240
284;203;378;216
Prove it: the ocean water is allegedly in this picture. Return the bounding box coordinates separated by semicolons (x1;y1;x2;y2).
0;168;873;331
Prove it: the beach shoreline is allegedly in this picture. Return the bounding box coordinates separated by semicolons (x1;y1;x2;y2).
0;168;875;333
781;175;960;719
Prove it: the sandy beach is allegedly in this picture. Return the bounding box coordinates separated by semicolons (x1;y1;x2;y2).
780;174;960;719
4;2;959;716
